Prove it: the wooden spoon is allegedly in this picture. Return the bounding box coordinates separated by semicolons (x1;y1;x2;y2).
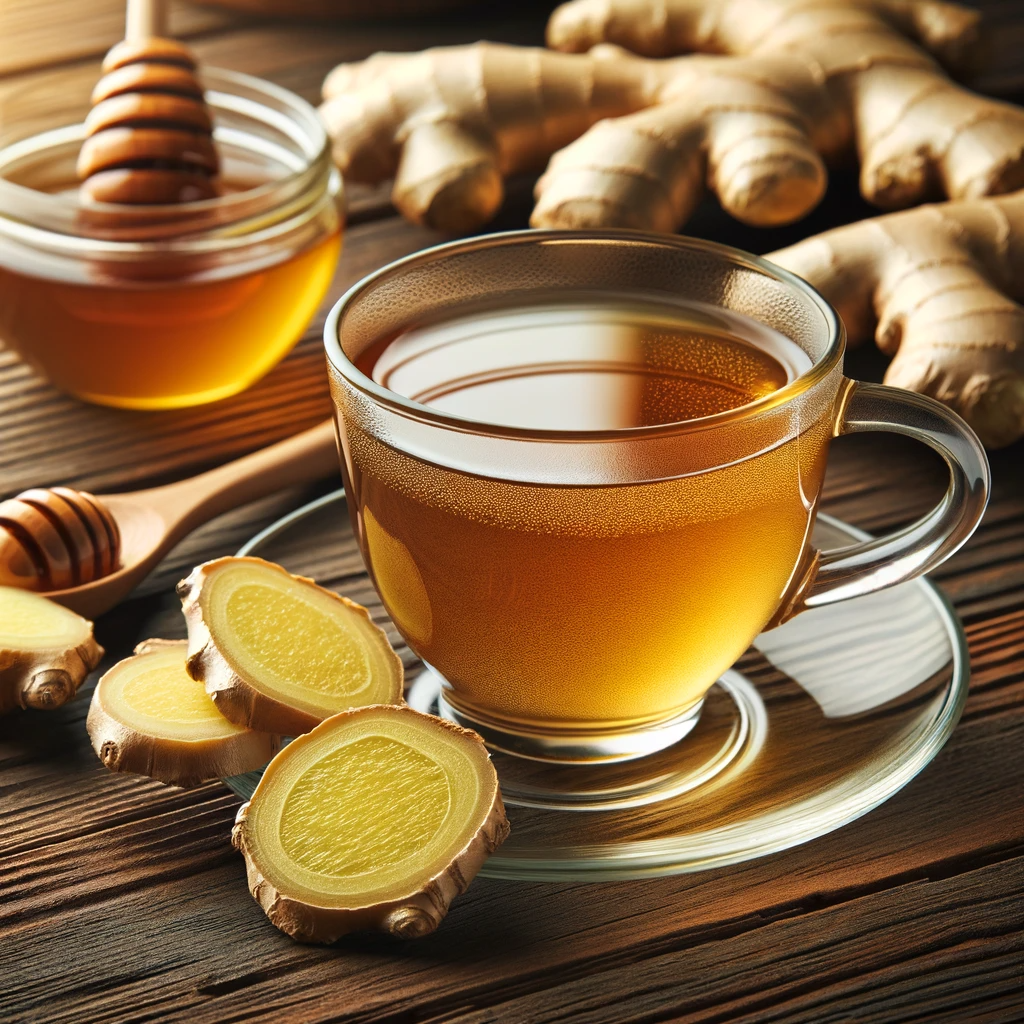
0;420;339;619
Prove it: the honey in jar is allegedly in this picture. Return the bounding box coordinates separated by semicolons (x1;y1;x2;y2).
0;229;339;408
0;68;341;409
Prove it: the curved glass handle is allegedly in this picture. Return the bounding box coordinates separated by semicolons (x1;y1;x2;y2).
800;380;990;612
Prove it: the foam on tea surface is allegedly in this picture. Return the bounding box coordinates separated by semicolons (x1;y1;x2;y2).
365;298;810;430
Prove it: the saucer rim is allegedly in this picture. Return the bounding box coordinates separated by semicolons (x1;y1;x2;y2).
228;490;969;882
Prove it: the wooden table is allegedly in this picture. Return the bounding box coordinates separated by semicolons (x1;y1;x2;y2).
3;4;1023;1022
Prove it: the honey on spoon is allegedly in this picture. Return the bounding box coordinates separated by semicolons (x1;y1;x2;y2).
0;420;338;619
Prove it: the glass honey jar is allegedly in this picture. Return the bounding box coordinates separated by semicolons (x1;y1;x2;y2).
0;69;342;409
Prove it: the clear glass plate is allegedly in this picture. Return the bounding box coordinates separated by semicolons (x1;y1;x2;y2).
224;490;968;882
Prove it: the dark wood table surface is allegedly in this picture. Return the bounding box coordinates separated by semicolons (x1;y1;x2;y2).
2;3;1023;1022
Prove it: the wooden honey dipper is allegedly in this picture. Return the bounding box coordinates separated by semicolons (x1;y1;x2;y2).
0;488;121;592
0;420;339;619
78;0;219;204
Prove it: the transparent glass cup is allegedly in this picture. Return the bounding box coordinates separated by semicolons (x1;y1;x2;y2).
324;231;989;764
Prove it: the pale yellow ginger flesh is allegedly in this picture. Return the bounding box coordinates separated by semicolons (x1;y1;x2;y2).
547;0;1024;208
87;639;279;787
233;704;509;943
180;557;403;737
319;2;1024;234
768;192;1024;448
0;586;102;713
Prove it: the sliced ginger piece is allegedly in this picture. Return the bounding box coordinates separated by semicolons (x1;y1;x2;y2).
179;557;404;736
233;704;509;943
87;639;280;788
0;586;103;713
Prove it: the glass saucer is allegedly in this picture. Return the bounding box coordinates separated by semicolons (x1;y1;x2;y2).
224;490;968;882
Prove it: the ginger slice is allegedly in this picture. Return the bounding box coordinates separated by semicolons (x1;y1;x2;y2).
0;586;103;713
232;704;509;943
87;639;279;788
179;557;404;736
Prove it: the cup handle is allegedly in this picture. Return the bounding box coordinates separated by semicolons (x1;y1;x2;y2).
777;380;990;622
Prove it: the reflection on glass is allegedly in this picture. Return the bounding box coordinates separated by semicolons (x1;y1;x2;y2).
227;497;966;880
366;298;809;431
755;582;952;718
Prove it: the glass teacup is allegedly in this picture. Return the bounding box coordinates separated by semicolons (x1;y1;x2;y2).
324;231;988;763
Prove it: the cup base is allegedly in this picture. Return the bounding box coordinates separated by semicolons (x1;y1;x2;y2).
408;666;764;810
427;667;702;764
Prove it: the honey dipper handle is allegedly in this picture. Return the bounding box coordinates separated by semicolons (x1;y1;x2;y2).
142;419;341;539
126;0;167;41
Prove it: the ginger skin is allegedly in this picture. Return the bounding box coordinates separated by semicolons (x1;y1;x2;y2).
547;0;1024;211
320;42;845;233
768;192;1024;448
0;587;103;714
321;2;1024;233
321;44;655;232
533;48;844;231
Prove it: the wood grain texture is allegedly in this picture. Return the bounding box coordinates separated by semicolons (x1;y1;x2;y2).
1;3;1024;1023
0;365;1021;1024
0;1;234;80
0;217;439;496
2;702;1023;1023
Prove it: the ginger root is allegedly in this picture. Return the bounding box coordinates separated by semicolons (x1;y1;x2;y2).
320;1;1024;233
547;0;1024;212
0;586;103;713
179;557;403;736
320;42;844;233
233;704;509;943
320;43;656;232
87;639;280;788
533;48;843;231
767;191;1024;448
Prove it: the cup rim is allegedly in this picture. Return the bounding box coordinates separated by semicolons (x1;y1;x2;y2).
323;229;846;441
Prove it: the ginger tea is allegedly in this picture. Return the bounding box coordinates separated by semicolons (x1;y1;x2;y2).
343;297;832;730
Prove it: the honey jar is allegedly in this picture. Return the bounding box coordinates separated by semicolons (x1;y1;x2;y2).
0;69;341;409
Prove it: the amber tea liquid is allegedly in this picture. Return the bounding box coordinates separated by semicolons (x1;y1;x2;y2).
345;297;832;730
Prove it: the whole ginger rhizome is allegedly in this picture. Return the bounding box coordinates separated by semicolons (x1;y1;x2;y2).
317;0;1024;447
